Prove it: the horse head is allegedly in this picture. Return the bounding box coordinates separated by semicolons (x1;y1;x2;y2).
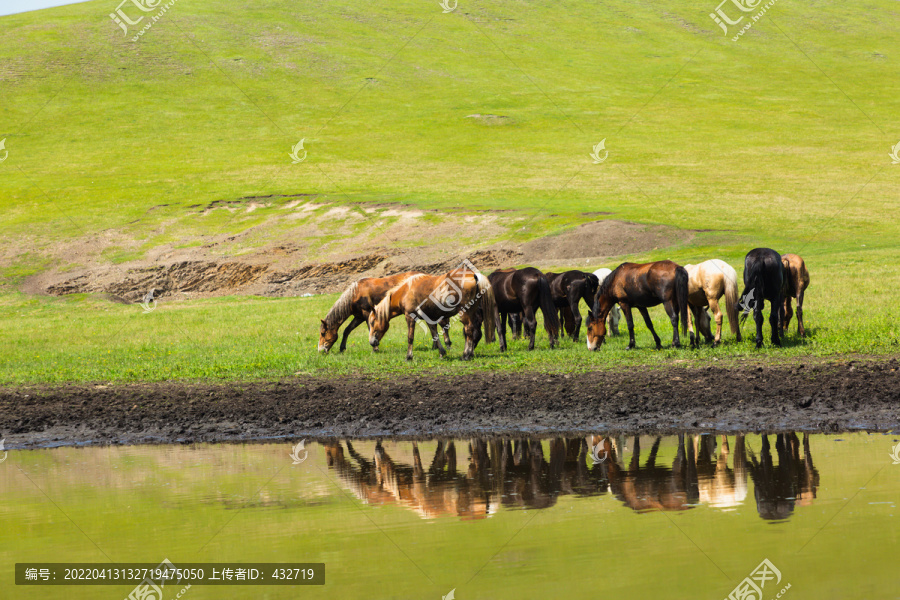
318;319;338;353
585;309;606;351
368;294;392;350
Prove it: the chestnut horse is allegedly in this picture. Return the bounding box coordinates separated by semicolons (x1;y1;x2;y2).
684;259;741;347
546;270;600;341
489;267;560;350
781;253;810;337
368;268;497;360
739;248;786;348
319;272;447;353
586;260;688;350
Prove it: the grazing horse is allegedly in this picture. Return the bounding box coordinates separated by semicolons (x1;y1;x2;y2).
546;270;600;341
489;267;561;350
781;253;810;337
368;268;497;360
319;272;450;353
592;268;621;336
739;248;786;348
684;259;742;347
586;260;688;350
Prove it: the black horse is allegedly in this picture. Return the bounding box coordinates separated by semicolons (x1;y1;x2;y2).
546;270;600;341
489;267;560;350
739;248;786;348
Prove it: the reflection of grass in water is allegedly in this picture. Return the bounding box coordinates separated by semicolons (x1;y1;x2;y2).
0;434;896;598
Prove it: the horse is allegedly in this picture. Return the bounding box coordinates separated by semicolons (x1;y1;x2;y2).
318;272;449;353
368;267;497;360
586;260;689;350
592;268;621;336
781;253;810;337
489;267;560;350
546;270;600;341
683;259;742;347
739;248;786;348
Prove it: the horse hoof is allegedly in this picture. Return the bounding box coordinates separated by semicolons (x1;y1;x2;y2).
406;355;413;361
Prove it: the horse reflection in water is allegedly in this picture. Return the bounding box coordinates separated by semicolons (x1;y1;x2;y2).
322;433;818;521
747;433;819;520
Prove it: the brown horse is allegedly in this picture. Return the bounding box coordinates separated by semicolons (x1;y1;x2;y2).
489;267;560;351
586;260;689;350
318;272;452;353
368;266;497;360
781;253;810;337
546;270;600;342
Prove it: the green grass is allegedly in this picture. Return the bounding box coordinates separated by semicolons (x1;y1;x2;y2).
1;0;898;383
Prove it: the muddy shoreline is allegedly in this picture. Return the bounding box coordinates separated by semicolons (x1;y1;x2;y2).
1;359;897;448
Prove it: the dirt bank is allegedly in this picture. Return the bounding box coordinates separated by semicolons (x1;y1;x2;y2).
1;359;897;448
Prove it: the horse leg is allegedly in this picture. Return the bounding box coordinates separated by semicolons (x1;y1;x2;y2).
621;304;637;349
440;317;452;348
339;315;365;353
769;297;782;347
497;311;508;352
783;297;793;335
460;312;476;360
568;290;583;342
652;304;671;349
753;301;764;349
707;296;722;346
688;304;698;348
610;305;621;336
523;306;538;351
797;289;805;337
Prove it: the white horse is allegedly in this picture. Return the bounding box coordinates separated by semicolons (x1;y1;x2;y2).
683;259;741;346
592;268;621;336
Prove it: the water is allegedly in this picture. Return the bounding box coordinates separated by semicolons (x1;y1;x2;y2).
2;432;899;599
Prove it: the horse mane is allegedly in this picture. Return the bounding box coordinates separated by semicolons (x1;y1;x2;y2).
374;273;427;322
324;281;359;327
596;264;621;298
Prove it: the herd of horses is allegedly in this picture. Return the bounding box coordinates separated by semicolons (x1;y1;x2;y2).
318;247;810;359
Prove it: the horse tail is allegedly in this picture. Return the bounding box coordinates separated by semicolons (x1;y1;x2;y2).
476;274;497;344
675;266;689;336
739;263;764;325
723;265;740;336
538;274;560;338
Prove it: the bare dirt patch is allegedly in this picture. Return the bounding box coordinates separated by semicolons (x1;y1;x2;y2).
18;202;694;301
1;359;897;448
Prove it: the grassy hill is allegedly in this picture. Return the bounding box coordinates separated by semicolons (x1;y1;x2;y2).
1;0;898;383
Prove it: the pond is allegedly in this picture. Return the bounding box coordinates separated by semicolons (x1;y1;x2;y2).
2;432;898;598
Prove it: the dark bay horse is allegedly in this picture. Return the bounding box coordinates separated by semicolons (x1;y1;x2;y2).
319;272;453;353
739;248;786;348
489;267;560;350
586;260;688;350
546;270;600;341
781;253;810;337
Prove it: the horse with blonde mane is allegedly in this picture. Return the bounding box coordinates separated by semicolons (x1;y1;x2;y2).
318;272;451;353
781;253;810;337
684;259;741;347
368;266;498;361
